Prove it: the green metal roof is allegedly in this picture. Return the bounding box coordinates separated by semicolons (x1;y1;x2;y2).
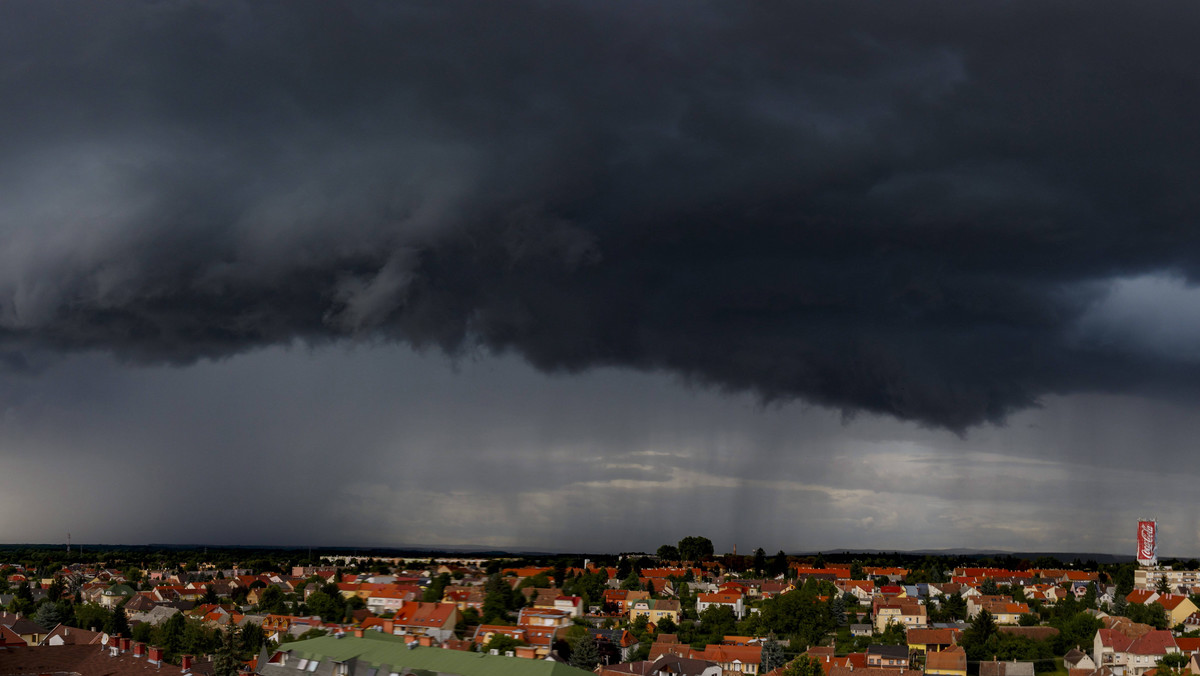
278;632;594;676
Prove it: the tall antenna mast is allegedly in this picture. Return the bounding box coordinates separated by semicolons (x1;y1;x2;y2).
67;532;71;555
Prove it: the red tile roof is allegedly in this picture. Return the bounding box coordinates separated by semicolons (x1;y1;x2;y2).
1126;630;1177;656
0;644;203;676
1157;594;1191;611
926;646;967;672
1127;590;1158;605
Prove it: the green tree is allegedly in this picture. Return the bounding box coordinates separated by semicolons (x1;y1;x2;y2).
961;609;998;662
621;571;641;591
1157;576;1171;595
257;585;286;615
8;582;35;615
107;604;130;638
783;655;825;676
482;574;515;624
305;591;343;622
35;601;68;628
697;604;738;644
943;591;967;620
160;612;188;661
753;549;767;576
832;594;847;626
770;551;789;579
47;577;65;603
240;622;265;656
423;573;451;603
657;545;680;562
570;632;600;671
761;635;786;673
657;615;677;635
678;537;714;563
1158;652;1190;676
484;634;525;654
132;622;153;644
212;625;240;676
75;603;112;632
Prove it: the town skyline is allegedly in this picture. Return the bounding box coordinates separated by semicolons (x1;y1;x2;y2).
5;2;1200;556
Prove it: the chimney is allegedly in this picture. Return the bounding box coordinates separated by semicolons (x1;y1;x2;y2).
148;647;164;665
135;643;147;658
181;655;193;672
121;638;131;653
354;628;364;638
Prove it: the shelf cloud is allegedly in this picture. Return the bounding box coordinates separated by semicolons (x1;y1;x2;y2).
4;0;1200;436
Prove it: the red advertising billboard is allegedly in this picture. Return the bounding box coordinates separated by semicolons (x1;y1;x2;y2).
1137;520;1157;566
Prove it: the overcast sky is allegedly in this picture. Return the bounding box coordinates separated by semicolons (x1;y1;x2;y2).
3;1;1200;556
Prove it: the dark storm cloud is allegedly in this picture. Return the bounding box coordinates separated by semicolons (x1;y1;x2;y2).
3;0;1200;430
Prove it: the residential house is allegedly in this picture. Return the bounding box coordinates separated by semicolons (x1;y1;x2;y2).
1120;631;1178;676
0;626;24;648
839;580;875;603
827;667;919;676
589;628;640;663
1065;648;1098;671
364;588;415;615
472;623;525;647
697;592;746;620
867;645;910;668
967;595;1012;619
688;644;762;675
600;655;722;676
907;627;961;654
122;595;157;615
925;646;968;676
0;613;48;646
1153;595;1198;627
127;605;179;627
99;584;137;609
39;624;105;647
517;607;573;658
866;567;910;582
982;601;1031;625
873;600;927;632
442;586;484;612
391;601;459;642
1093;627;1177;676
630;599;682;625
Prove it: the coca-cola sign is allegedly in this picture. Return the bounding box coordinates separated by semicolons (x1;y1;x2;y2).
1137;520;1157;565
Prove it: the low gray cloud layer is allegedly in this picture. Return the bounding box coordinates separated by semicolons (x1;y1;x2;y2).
1;346;1197;554
3;1;1200;431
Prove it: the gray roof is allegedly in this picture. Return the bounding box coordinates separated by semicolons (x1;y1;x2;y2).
867;645;909;660
980;661;1036;676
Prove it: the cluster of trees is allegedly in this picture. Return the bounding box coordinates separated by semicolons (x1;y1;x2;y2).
129;612;266;666
303;580;365;623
